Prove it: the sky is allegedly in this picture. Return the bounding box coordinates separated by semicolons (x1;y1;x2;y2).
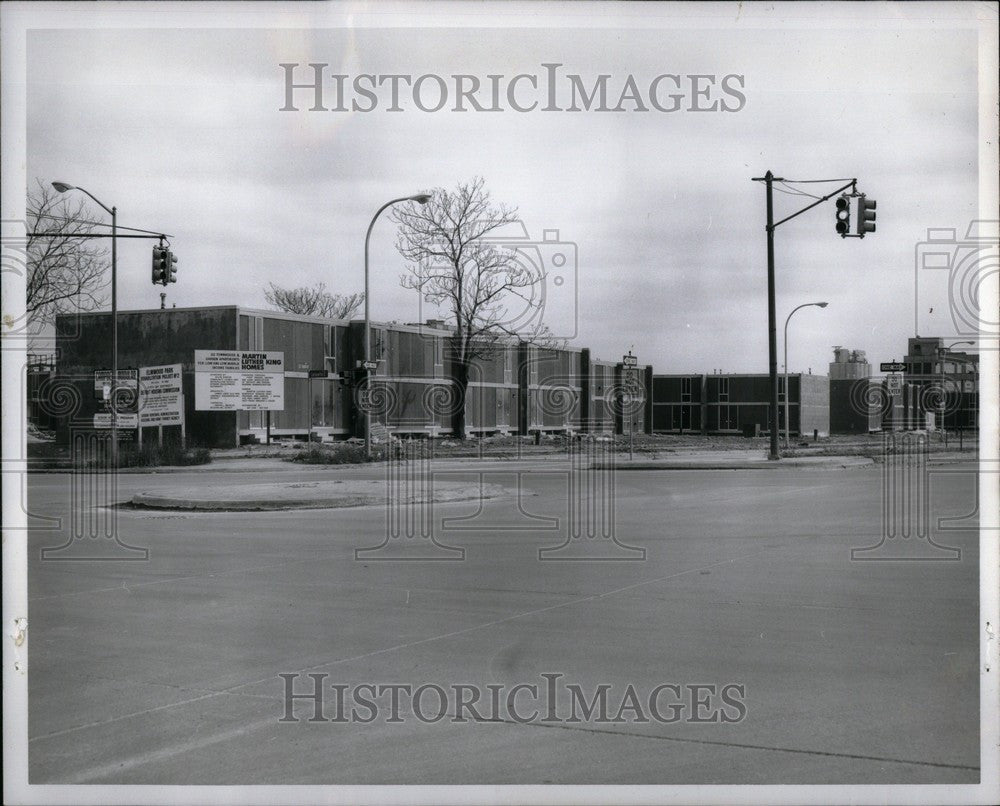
20;3;988;374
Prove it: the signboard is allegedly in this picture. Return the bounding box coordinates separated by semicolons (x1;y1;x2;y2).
94;369;138;400
880;362;906;372
93;412;139;429
308;369;330;379
622;354;638;368
194;350;284;411
139;364;184;426
886;373;902;395
357;360;378;371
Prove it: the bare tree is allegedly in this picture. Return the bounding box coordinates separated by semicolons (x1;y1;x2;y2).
263;282;364;320
26;179;109;324
392;177;541;439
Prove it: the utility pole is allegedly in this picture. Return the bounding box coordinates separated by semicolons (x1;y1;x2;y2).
751;172;867;460
765;171;779;460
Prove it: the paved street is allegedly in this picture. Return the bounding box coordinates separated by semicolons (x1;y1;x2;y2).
26;458;980;784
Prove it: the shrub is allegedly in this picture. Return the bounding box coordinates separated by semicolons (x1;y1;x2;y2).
288;443;392;464
117;442;212;468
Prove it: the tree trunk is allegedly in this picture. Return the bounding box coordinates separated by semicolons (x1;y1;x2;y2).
453;359;469;440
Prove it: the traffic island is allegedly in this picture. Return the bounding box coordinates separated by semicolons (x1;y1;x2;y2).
127;479;514;512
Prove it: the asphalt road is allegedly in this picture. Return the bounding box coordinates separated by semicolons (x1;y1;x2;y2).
25;458;980;784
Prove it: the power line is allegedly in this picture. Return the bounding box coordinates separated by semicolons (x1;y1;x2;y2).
779;178;856;184
777;181;821;200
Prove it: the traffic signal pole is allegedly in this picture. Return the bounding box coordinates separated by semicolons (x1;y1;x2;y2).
752;173;860;460
764;173;780;460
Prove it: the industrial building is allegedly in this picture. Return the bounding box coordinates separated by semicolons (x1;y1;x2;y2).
828;341;978;434
903;337;979;431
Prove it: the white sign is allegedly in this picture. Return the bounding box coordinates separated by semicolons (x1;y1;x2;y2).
94;369;138;398
139;363;185;426
886;373;902;395
93;412;139;429
622;354;638;368
194;350;285;411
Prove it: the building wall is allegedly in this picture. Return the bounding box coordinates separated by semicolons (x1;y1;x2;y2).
651;373;825;436
798;374;830;437
651;375;704;433
55;307;241;447
519;343;583;433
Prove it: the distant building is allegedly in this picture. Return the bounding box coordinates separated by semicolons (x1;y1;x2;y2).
829;346;879;433
828;346;871;380
904;337;979;430
828;338;978;434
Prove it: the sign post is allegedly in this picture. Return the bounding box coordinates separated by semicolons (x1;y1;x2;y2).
623;354;637;460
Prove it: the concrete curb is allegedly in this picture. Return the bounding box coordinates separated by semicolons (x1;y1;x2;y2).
592;457;875;471
128;481;513;512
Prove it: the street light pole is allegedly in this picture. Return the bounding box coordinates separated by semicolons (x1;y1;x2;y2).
783;301;828;448
363;193;432;459
52;182;118;465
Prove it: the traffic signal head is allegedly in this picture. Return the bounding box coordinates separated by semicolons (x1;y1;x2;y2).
165;249;178;284
151;246;167;284
835;195;850;236
857;196;876;237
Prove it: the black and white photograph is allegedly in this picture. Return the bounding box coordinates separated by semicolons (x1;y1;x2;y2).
2;2;998;804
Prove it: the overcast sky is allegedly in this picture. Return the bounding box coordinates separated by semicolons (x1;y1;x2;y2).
23;5;985;373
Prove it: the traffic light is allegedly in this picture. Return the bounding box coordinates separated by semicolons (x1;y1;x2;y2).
835;195;850;237
151;246;167;284
165;249;178;284
856;195;877;237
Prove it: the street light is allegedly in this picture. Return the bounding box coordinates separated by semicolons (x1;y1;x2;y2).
783;301;828;448
363;193;432;459
53;182;119;465
937;340;975;439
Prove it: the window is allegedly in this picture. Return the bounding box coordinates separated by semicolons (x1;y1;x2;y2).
681;377;691;402
326;326;338;374
777;376;786;402
718;377;729;402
